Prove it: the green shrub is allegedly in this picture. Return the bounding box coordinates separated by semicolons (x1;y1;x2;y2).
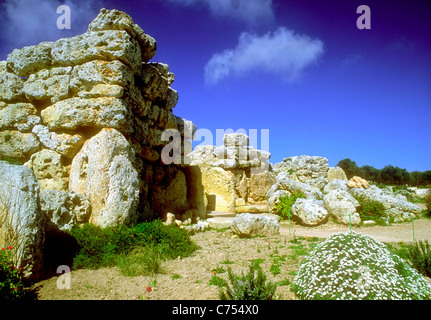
407;240;431;278
354;194;387;225
69;220;198;270
293;231;431;300
0;246;26;301
116;245;162;277
425;194;431;214
218;262;278;300
274;189;306;220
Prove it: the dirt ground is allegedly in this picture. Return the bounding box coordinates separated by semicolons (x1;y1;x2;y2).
33;218;431;300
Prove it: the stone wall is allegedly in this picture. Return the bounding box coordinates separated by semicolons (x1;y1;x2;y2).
0;9;201;278
189;133;275;213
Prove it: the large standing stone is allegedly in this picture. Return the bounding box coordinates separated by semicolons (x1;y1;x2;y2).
248;171;276;203
200;166;235;212
0;162;44;280
323;189;361;226
69;128;140;227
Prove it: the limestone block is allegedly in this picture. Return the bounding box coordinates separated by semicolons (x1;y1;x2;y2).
32;125;85;159
25;149;69;191
0;103;40;132
51;30;142;72
0;162;44;280
0;130;40;160
6;41;54;77
69;128;140;227
41;97;134;132
87;8;157;62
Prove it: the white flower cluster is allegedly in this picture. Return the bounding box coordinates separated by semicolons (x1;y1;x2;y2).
294;231;431;300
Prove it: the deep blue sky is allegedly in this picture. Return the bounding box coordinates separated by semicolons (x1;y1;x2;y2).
1;0;430;171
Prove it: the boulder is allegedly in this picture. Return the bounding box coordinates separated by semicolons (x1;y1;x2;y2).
32;125;85;159
25;149;69;191
327;166;348;181
267;190;289;213
323;189;361;226
323;179;349;194
231;213;279;237
0;71;26;102
0;130;40;161
292;198;328;226
69;128;140;227
350;187;422;222
163;212;176;226
0;162;44;280
276;172;323;200
347;176;370;189
39;190;91;231
273;155;329;183
0;102;40;132
151;167;189;217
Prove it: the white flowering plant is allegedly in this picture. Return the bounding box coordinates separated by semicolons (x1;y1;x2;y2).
293;231;431;300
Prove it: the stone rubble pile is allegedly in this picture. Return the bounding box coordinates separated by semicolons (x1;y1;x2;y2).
189;132;275;214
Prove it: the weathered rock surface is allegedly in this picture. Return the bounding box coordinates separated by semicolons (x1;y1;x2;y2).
327;166;348;181
292;198;328;226
39;190;91;231
323;179;349;194
231;213;279;237
347;176;370;189
69;128;140;227
350;186;422;222
25;149;69;191
323;189;361;226
273;155;329;183
0;162;44;280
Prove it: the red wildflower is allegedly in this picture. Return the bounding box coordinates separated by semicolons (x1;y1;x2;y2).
1;248;4;251
8;246;12;250
146;286;152;293
14;287;17;291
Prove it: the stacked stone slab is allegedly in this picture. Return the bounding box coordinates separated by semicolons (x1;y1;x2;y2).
0;9;203;278
189;133;275;213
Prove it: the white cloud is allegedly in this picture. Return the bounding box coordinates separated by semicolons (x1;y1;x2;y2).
204;27;325;85
164;0;274;24
0;0;102;54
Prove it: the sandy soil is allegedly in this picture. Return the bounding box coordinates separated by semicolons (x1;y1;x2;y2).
33;218;431;300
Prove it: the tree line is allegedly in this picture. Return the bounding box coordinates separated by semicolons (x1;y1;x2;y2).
336;158;431;187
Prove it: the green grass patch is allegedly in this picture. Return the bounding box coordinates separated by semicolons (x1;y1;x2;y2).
68;220;198;271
